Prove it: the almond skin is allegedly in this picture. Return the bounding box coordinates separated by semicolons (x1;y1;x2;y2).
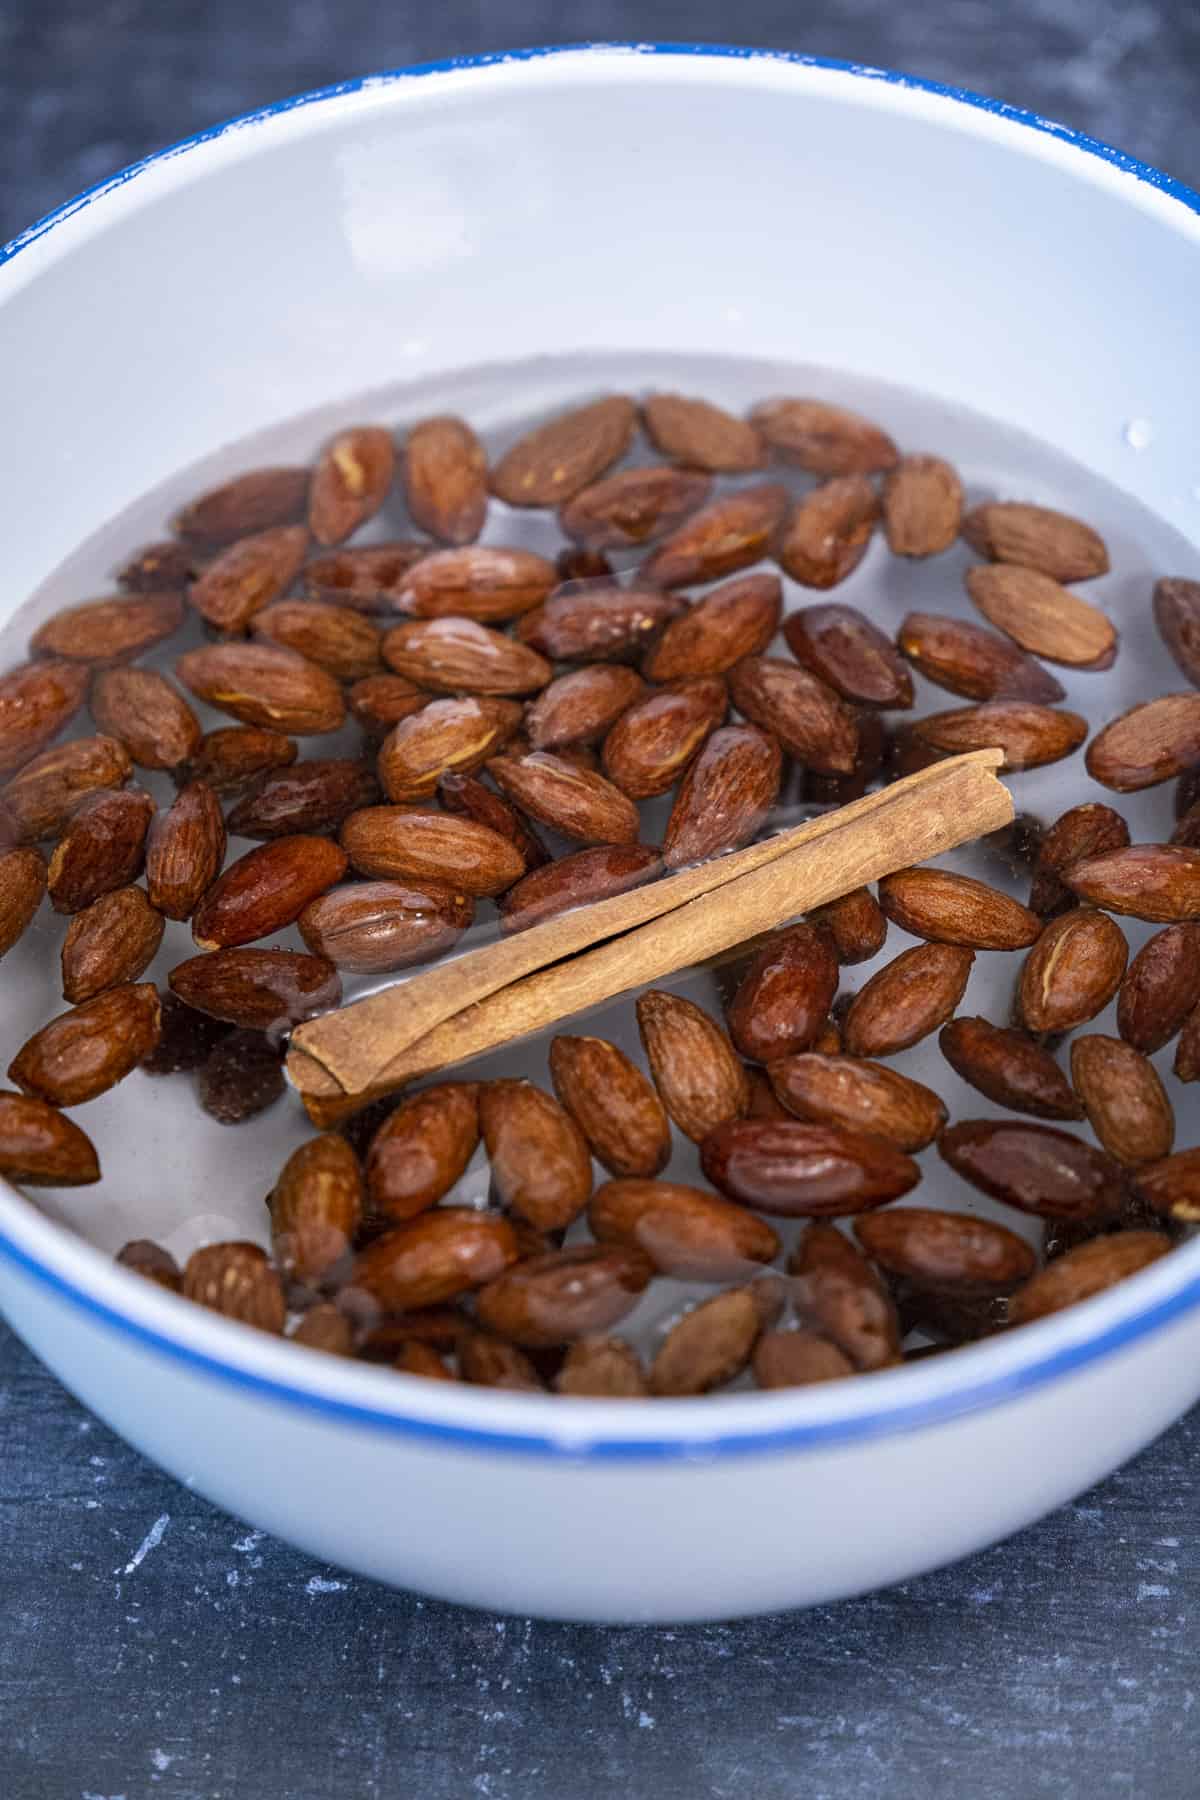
768;1053;946;1152
1010;1231;1171;1326
341;806;525;896
47;787;155;914
559;465;712;549
783;603;914;708
270;1133;363;1284
914;702;1087;771
939;1016;1083;1121
1118;923;1200;1051
475;1244;654;1348
0;845;46;958
487;751;640;846
729;655;859;774
1018;906;1127;1032
304;542;429;610
401;415;488;545
0;660;90;775
299;879;473;973
662;723;782;870
842;943;975;1057
479;1080;593;1231
8;983;162;1106
726;924;841;1065
145;781;227;920
754;1328;855;1389
1065;845;1200;922
185;726;297;795
176;642;346;735
191;836;349;949
1070;1034;1174;1169
1;734;132;841
189;523;309;632
602;676;727;800
966;564;1116;668
518;586;688;663
1029;802;1130;917
853;1207;1036;1294
308;425;395;545
226;759;380;841
251;600;383;680
750;397;898;475
182;1242;287;1333
787;1224;901;1370
939;1119;1125;1221
382;616;551;697
395;546;557;622
636;989;751;1143
525;664;645;751
897;612;1065;704
1153;577;1200;687
701;1118;920;1217
491;396;636;506
498;842;660;935
168;947;340;1029
1086;694;1200;792
365;1082;481;1220
175;467;310;546
776;475;880;589
639;483;790;587
961;501;1109;582
378;696;522;801
882;454;964;556
550;1035;671;1178
642;572;782;681
877;867;1042;950
438;771;549;874
641;393;766;471
61;885;165;1003
590;1177;778;1280
809;887;888;964
556;1337;648;1397
0;1090;101;1185
31;590;185;665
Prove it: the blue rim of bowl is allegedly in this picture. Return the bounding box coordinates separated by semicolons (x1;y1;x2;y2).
1;43;1199;1464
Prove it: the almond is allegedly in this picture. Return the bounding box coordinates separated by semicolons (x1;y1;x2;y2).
601;676;727;799
809;887;887;963
939;1119;1124;1221
61;885;164;1003
745;1067;793;1121
168;947;340;1029
47;787;155;914
1086;694;1200;792
0;660;90;774
189;523;309;632
304;542;429;610
524;665;644;752
487;750;640;846
914;702;1086;771
382;616;550;696
636;989;751;1143
479;1079;593;1231
251;600;383;680
401;415;488;545
308;425;395;545
145;781;227;920
491;396;636;506
559;465;712;549
0;845;45;957
726;924;840;1064
89;667;202;771
882;454;964;556
728;655;858;774
402;547;560;625
641;393;766;471
475;1244;653;1347
556;1337;648;1397
348;678;429;742
269;1134;363;1284
8;983;161;1105
639;482;790;587
517;585;687;662
365;1082;481;1220
354;1209;517;1311
842;943;975;1056
754;1328;855;1388
1011;1231;1170;1326
877;867;1042;950
550;1035;671;1178
776;475;880;589
854;1207;1035;1293
1;735;132;842
966;564;1116;668
642;572;782;682
787;1224;901;1370
802;708;887;807
176;642;346;735
1118;923;1200;1051
1070;1035;1174;1168
750;397;898;475
31;591;185;665
298;879;473;973
897;611;1065;703
290;1304;355;1355
394;1341;458;1380
783;603;914;708
457;1331;545;1391
1065;844;1200;922
227;758;380;840
377;696;522;801
0;1090;100;1185
1135;1149;1200;1220
961;501;1109;581
118;542;200;592
1152;577;1200;687
438;771;549;873
185;726;298;795
341;806;525;895
191;835;348;949
1029;802;1130;916
700;1117;919;1216
1018;906;1127;1032
939;1016;1083;1120
182;1241;287;1332
175;467;310;546
498;842;660;934
769;1053;946;1151
654;1285;777;1395
591;1177;777;1280
662;723;782;870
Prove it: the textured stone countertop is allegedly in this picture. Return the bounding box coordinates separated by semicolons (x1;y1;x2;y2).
2;6;1199;1797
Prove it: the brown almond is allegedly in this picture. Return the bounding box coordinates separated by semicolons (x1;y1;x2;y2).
290;1304;355;1355
476;1244;653;1348
168;947;340;1029
601;676;727;799
438;770;549;873
479;1080;593;1232
1118;924;1200;1052
189;523;309;633
61;885;164;1003
1065;845;1200;922
877;867;1041;950
353;1209;517;1311
897;612;1065;703
661;723;782;870
270;1134;363;1284
966;564;1116;668
364;1083;481;1221
498;842;660;934
641;393;766;471
787;1224;901;1370
652;1286;769;1395
524;668;644;756
728;656;858;774
1153;577;1200;687
783;603;913;709
251;600;382;680
185;726;298;795
754;1328;855;1388
1086;694;1200;792
745;1066;793;1121
939;1119;1124;1221
559;465;712;549
457;1331;545;1391
556;1337;648;1397
0;1090;101;1185
346;674;429;739
801;708;887;807
1070;1034;1174;1168
809;887;887;964
487;751;640;846
47;787;155;914
590;1177;778;1284
1011;1231;1171;1327
89;667;201;772
1029;802;1130;917
777;475;880;589
1171;800;1200;849
639;482;790;588
491;396;636;506
308;426;395;545
176;642;346;735
145;781;227;920
394;1341;458;1380
182;1242;286;1333
750;397;898;475
31;591;185;665
191;836;348;949
227;759;380;840
769;1053;946;1152
636;989;751;1143
642;572;782;683
383;616;550;697
341;806;525;895
1;735;133;842
701;1117;919;1217
377;696;522;801
395;546;556;622
299;879;472;973
1018;906;1127;1032
0;846;46;958
402;415;488;545
0;660;90;775
1135;1149;1200;1219
854;1207;1035;1294
175;467;310;547
913;701;1086;771
842;943;975;1057
727;924;841;1067
8;983;161;1106
549;1035;671;1179
304;542;429;610
962;501;1109;582
939;1016;1083;1121
517;585;687;663
118;542;200;593
882;454;964;556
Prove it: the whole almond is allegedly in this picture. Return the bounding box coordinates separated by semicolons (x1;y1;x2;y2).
176;642;346;735
853;1207;1036;1293
809;886;887;963
377;696;522;801
550;1035;671;1178
783;603;914;708
802;708;887;807
882;454;964;556
227;759;380;840
642;572;782;682
1029;802;1130;917
745;1067;793;1122
251;600;383;680
1171;799;1200;848
939;1016;1083;1120
1018;906;1127;1032
61;885;164;1003
1;734;132;841
1153;577;1200;687
299;879;472;973
877;867;1041;950
402;415;488;544
342;806;525;895
269;1133;363;1284
1086;694;1200;792
636;989;751;1143
305;542;429;610
90;667;201;771
750;397;898;475
290;1305;355;1356
491;396;636;506
556;1338;648;1397
365;1082;481;1220
1135;1149;1200;1220
525;665;645;752
777;475;880;589
192;836;348;949
962;501;1109;581
8;983;161;1106
0;1090;100;1186
914;702;1086;771
966;564;1116;668
189;523;309;632
1065;845;1200;922
382;616;550;696
47;787;155;914
498;842;660;934
182;1242;286;1332
939;1119;1124;1221
1118;923;1200;1051
728;655;858;774
145;781;227;920
395;546;556;622
438;771;550;873
353;1209;517;1311
0;846;46;957
842;943;976;1057
457;1331;545;1391
479;1079;593;1231
476;1244;654;1348
168;947;340;1029
640;483;790;587
662;723;782;870
175;467;310;547
641;393;766;471
185;726;297;795
308;425;395;545
1070;1035;1174;1168
700;1118;920;1216
1011;1231;1171;1327
768;1053;946;1152
726;924;840;1064
559;465;712;549
347;677;429;742
754;1328;855;1389
394;1341;457;1380
652;1285;775;1396
31;591;185;665
601;676;727;799
897;612;1065;703
787;1224;901;1370
0;661;90;774
118;542;199;592
517;586;687;662
487;751;640;846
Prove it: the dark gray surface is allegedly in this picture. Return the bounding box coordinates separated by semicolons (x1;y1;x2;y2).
2;6;1199;1798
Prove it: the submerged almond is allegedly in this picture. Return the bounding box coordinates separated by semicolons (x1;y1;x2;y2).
1029;802;1130;917
1010;1231;1170;1326
31;591;185;665
525;664;645;751
768;1054;946;1152
639;483;790;587
729;655;858;774
8;983;162;1106
89;667;202;771
641;393;765;471
636;989;751;1144
939;1016;1083;1120
185;726;298;795
270;1133;363;1284
401;415;488;545
1153;577;1200;688
602;676;727;800
191;836;348;950
0;1090;101;1185
476;1244;653;1348
854;1207;1035;1293
726;924;840;1065
877;867;1041;950
353;1209;517;1312
590;1177;778;1280
189;524;309;633
491;396;636;507
175;467;310;546
251;601;383;681
383;616;551;696
662;723;782;870
939;1119;1124;1221
299;879;472;973
1117;923;1200;1051
966;564;1116;668
168;947;340;1030
559;465;712;549
365;1083;481;1220
842;943;975;1057
783;603;913;708
1;734;132;841
176;642;346;735
0;661;90;775
308;425;395;545
1070;1035;1174;1168
701;1118;920;1217
882;454;963;556
750;397;897;475
517;585;686;663
550;1035;671;1179
497;842;660;935
378;696;522;801
226;759;380;840
395;546;557;622
1086;694;1200;791
787;1224;901;1371
1018;906;1127;1032
479;1080;593;1232
897;612;1065;704
145;781;227;920
643;572;781;681
776;475;880;589
341;806;525;895
961;501;1109;582
1065;845;1200;922
487;751;640;846
913;702;1086;771
61;885;164;1003
47;787;155;914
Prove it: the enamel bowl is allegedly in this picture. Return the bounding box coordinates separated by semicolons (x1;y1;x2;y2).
2;45;1199;1623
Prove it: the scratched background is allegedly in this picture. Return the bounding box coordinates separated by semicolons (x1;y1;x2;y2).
3;5;1200;1798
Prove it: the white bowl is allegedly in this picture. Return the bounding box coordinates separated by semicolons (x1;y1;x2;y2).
2;45;1200;1624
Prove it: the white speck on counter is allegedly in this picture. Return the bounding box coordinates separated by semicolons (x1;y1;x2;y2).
150;1750;173;1772
1137;1582;1170;1600
1123;418;1153;451
118;1513;170;1577
305;1575;347;1595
